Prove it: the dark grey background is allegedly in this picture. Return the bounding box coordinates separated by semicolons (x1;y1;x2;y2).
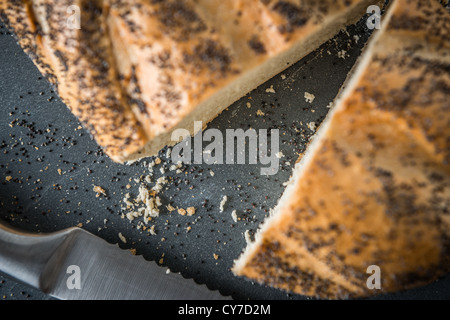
1;15;449;301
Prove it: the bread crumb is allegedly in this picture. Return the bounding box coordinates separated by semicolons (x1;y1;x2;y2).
123;193;134;208
169;161;183;171
152;176;168;193
275;151;284;159
57;168;62;175
307;122;317;132
126;212;136;221
155;157;161;165
186;207;196;216
5;176;12;182
213;253;219;260
246;102;251;108
304;92;315;103
118;232;127;244
129;249;136;255
231;210;238;223
256;109;265;116
281;74;286;80
219;195;228;213
149;225;156;235
337;50;347;59
167;204;176;212
265;85;276;93
166;148;172;159
178;208;187;216
93;185;106;197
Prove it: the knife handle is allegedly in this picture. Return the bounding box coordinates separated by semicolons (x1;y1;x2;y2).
0;222;75;290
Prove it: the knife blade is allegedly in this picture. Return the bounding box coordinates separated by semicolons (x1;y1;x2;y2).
0;222;231;300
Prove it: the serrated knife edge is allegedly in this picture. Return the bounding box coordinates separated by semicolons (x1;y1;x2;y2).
0;223;231;300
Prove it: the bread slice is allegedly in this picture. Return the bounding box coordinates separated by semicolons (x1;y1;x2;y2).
232;0;450;299
0;0;380;163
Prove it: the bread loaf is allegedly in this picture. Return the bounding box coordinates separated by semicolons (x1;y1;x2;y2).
233;0;450;299
0;0;379;162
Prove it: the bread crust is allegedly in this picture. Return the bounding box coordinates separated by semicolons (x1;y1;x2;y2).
0;0;150;162
1;0;378;162
233;0;450;299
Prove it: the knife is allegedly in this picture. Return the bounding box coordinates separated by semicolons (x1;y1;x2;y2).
0;222;231;300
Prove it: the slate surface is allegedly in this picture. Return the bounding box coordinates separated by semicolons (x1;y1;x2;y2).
1;15;449;300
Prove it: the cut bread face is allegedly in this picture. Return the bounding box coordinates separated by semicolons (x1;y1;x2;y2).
0;0;380;163
232;0;450;299
117;0;383;163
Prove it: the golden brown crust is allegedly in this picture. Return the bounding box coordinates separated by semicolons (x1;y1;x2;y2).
1;0;378;162
106;0;376;138
233;0;450;299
